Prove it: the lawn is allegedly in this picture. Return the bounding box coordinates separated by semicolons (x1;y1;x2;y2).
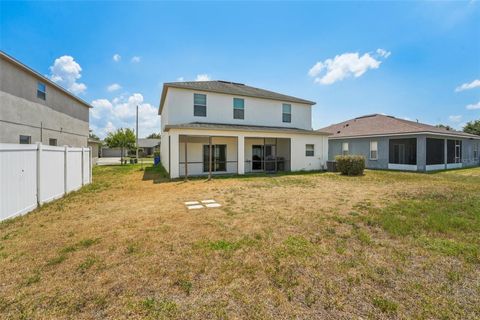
1;165;479;319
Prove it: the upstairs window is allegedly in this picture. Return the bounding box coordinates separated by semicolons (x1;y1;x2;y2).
342;142;349;155
19;135;31;144
37;82;46;100
233;98;244;119
370;141;378;160
49;138;57;146
282;103;291;123
193;93;207;117
305;144;314;157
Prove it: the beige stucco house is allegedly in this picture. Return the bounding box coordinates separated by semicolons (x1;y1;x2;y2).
0;51;91;147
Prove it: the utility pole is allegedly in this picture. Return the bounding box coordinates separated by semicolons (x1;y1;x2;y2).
136;105;139;163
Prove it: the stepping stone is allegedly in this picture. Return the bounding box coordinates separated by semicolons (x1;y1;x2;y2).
185;201;199;205
205;203;221;208
201;199;216;204
187;204;204;210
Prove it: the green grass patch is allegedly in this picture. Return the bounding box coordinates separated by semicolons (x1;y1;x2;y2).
275;235;314;258
174;279;192;295
24;272;41;286
363;191;480;262
372;296;398;314
77;256;97;273
141;297;178;318
46;254;67;266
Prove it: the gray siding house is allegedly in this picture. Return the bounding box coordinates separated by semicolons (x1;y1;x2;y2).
320;114;480;172
0;51;91;147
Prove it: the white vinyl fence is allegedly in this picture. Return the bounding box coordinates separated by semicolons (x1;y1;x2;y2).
0;143;92;221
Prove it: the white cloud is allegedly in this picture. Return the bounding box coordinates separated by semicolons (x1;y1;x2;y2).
49;55;87;94
455;79;480;92
107;83;122;92
113;54;121;62
131;56;141;63
466;101;480;110
89;93;159;139
176;77;185;82
448;115;462;123
376;48;391;58
195;74;211;81
308;49;390;85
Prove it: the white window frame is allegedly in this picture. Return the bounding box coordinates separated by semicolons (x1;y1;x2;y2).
474;143;478;160
37;82;46;100
370;141;378;160
342;142;349;155
193;93;207;117
305;144;314;157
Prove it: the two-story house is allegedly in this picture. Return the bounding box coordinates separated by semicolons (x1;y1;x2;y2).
0;51;91;147
159;81;329;178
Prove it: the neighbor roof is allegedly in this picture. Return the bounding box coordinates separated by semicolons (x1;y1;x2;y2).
138;138;161;148
319;114;480;139
0;50;92;109
165;122;330;135
158;80;316;114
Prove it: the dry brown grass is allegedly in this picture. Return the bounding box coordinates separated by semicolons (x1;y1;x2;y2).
1;165;479;319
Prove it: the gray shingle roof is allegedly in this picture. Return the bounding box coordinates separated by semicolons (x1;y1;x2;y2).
158;80;315;114
165;122;330;135
138;138;161;148
319;114;480;139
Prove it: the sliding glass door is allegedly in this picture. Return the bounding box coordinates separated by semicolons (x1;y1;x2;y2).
203;145;226;172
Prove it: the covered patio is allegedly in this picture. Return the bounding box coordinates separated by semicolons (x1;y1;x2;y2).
178;134;292;179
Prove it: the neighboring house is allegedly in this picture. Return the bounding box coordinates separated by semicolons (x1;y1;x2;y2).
0;51;91;147
101;146;128;158
87;139;102;165
138;138;161;156
159;80;329;178
320;114;480;172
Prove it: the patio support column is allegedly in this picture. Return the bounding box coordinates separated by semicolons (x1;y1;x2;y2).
444;139;448;169
184;135;188;181
169;133;180;179
237;135;245;175
208;136;212;180
417;136;426;172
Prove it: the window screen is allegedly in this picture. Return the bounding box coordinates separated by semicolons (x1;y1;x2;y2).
426;138;444;165
19;135;31;144
342;142;349;155
282;104;291;123
370;141;378;159
194;93;207;117
305;144;314;157
389;138;417;165
37;82;46;100
233;98;244;119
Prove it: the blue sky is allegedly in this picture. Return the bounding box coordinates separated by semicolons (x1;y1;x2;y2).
1;1;479;138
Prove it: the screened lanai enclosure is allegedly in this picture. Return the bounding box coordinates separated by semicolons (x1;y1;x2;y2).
178;135;291;178
388;136;468;171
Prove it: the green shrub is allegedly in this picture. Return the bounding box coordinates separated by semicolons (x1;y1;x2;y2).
335;155;365;176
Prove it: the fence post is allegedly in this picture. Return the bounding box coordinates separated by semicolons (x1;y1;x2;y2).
89;146;92;184
36;142;42;206
81;147;85;186
64;145;68;194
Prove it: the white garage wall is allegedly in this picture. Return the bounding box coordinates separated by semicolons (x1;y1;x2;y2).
0;143;92;221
